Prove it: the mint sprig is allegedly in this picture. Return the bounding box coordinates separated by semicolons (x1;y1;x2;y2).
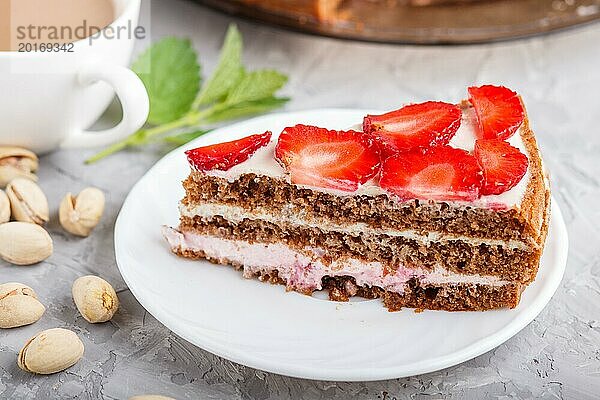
205;96;290;124
225;70;287;105
133;37;201;125
162;130;209;145
193;26;243;108
86;24;289;164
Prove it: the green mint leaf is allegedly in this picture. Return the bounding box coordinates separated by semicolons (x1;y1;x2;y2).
132;37;201;125
194;24;243;107
205;96;289;124
162;130;209;145
225;70;288;106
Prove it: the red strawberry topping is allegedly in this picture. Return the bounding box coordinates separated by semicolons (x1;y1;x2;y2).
363;101;462;155
474;139;529;195
468;85;524;140
185;131;272;171
380;146;483;201
275;124;381;192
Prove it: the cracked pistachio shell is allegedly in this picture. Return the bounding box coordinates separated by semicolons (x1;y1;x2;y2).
18;328;84;374
0;222;53;265
0;147;38;188
59;187;105;237
72;275;119;323
0;190;9;223
6;178;49;225
0;283;45;328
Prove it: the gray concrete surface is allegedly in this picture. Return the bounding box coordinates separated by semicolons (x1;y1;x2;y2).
0;0;598;398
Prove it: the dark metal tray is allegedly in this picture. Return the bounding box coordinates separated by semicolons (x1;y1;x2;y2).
197;0;600;44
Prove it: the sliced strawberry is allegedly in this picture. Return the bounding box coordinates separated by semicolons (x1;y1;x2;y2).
275;124;381;192
380;146;483;201
468;85;524;140
474;139;528;195
185;131;272;171
363;101;462;155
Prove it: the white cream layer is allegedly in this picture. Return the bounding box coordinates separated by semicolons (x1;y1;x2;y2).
205;108;531;209
163;227;512;295
180;203;530;250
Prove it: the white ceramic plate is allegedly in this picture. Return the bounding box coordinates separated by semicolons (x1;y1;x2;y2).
115;109;569;382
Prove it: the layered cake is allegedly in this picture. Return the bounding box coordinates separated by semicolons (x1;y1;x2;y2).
164;85;550;312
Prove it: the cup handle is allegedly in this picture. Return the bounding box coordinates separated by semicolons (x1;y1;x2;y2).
60;63;149;149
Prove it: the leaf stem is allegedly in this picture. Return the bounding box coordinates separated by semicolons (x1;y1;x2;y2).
85;105;222;163
85;140;133;164
85;93;289;163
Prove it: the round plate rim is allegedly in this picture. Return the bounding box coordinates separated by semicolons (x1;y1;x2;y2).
115;108;569;381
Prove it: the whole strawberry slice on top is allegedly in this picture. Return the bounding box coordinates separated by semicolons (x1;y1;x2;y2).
363;101;462;155
186;131;272;171
474;139;529;195
275;124;381;192
468;85;524;140
380;146;483;201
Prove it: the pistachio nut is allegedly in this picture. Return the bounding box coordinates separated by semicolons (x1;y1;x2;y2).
59;187;105;237
18;328;84;374
0;190;9;223
129;397;176;400
72;275;119;323
0;147;38;188
0;283;45;328
0;222;53;265
6;178;49;225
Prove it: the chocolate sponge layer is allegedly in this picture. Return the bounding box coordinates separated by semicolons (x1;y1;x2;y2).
183;172;545;246
180;215;540;283
322;276;522;312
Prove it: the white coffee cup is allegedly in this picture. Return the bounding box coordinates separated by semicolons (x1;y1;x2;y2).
0;0;149;153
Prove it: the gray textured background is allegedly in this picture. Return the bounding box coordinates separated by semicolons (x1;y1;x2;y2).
0;0;597;398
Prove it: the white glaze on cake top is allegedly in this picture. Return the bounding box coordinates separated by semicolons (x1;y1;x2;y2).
205;108;531;209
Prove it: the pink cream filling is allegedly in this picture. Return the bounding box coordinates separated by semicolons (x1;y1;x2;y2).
163;227;509;294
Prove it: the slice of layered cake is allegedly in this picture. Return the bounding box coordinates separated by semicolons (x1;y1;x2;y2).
163;85;550;311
